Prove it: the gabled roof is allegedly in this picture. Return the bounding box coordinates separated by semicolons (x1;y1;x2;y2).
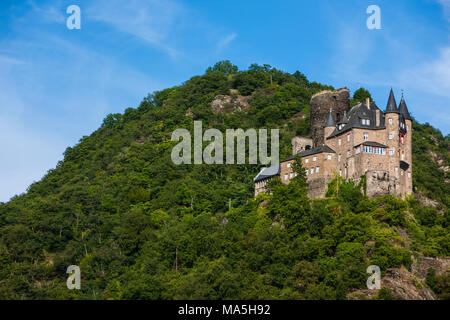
354;141;388;148
385;88;399;113
254;164;280;182
398;96;411;120
281;145;336;163
326;101;385;139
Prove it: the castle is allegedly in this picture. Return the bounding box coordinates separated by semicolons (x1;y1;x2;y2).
254;88;413;199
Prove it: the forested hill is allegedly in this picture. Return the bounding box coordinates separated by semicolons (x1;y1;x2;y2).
0;61;448;300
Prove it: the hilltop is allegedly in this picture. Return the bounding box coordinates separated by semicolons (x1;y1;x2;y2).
0;61;448;299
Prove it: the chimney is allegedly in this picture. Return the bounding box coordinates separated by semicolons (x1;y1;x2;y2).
366;97;370;110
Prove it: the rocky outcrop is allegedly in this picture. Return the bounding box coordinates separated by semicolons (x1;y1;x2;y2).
411;256;450;278
211;90;251;114
349;266;436;300
349;257;450;300
366;170;390;198
414;192;440;208
381;267;435;300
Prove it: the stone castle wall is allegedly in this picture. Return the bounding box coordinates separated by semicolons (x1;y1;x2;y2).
310;88;350;147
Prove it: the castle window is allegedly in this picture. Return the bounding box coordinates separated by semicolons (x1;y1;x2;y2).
306;169;309;176
338;138;341;146
401;170;404;176
389;133;393;140
408;172;411;178
313;156;317;162
389;149;394;156
368;161;371;167
339;169;342;176
284;174;289;181
305;158;309;164
338;154;341;162
356;146;361;154
406;125;409;131
363;133;368;140
316;166;320;173
287;163;291;168
395;167;398;174
347;134;350;142
400;136;404;144
311;167;314;174
327;154;332;160
290;172;294;179
389;118;392;125
347;150;351;157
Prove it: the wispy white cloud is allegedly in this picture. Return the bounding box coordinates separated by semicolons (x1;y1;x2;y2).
435;0;450;20
216;33;237;50
399;46;450;98
0;55;27;65
27;0;65;24
87;0;182;57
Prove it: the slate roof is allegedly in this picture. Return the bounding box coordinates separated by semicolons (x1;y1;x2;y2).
385;88;399;113
281;145;336;163
326;101;385;139
398;96;411;120
324;110;336;127
354;141;388;148
254;164;280;182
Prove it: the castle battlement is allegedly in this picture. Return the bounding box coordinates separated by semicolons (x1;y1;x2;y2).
254;88;413;199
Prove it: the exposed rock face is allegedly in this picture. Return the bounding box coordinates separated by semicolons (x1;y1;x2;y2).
381;267;435;300
310;88;350;147
349;257;450;300
411;256;450;278
414;192;439;208
211;92;251;114
349;266;436;300
366;170;390;198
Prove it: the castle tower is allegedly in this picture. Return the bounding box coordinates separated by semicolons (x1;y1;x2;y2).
323;109;336;140
310;88;350;147
398;95;413;196
384;88;401;196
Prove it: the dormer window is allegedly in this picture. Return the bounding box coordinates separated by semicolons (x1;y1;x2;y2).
361;119;370;126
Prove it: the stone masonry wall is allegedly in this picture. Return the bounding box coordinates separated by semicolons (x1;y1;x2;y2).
310;88;350;147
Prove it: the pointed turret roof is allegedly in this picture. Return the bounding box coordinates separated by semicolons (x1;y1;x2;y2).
398;96;411;120
385;88;399;113
324;109;336;127
338;110;349;124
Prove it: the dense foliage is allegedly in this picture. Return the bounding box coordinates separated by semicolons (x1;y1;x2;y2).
0;61;448;299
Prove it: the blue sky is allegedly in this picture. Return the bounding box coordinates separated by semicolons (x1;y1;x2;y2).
0;0;449;202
